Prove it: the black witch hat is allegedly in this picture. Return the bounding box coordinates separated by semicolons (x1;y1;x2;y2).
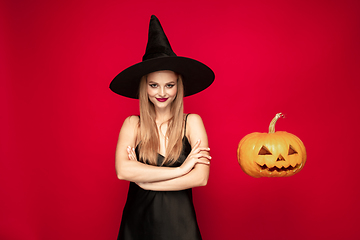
110;15;215;99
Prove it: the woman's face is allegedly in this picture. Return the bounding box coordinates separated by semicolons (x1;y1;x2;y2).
146;70;178;110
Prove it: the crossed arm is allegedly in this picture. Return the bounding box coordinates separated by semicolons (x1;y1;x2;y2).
115;114;211;191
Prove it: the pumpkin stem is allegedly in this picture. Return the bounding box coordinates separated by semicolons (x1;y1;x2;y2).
269;113;284;133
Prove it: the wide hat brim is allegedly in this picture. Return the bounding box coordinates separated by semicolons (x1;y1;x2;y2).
110;56;215;99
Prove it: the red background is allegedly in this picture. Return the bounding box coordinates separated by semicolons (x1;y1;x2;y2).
1;0;360;239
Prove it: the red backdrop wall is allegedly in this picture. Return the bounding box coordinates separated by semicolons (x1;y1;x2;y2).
1;0;360;239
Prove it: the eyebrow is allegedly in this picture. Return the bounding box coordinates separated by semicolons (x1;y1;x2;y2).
148;81;176;84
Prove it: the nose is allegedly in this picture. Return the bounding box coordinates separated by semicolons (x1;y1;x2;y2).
159;86;166;96
276;154;285;161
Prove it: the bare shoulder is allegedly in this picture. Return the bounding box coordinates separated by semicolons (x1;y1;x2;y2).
186;113;204;130
186;114;208;146
121;115;140;132
123;115;140;126
118;115;139;145
186;113;204;126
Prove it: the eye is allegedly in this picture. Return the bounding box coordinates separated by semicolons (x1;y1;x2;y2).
258;146;272;155
166;84;175;88
288;145;298;155
149;84;158;88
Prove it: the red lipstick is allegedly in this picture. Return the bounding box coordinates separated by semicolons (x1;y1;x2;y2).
156;98;168;102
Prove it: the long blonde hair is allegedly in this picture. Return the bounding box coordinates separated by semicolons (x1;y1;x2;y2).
137;73;185;166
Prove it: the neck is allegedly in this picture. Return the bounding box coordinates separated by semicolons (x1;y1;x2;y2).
154;107;172;124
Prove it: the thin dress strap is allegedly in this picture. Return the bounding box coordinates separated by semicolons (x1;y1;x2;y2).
184;114;190;138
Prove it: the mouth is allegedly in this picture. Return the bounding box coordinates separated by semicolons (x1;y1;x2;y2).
257;163;302;173
156;98;168;102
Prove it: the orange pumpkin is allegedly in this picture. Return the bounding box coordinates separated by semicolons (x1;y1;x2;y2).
237;113;306;178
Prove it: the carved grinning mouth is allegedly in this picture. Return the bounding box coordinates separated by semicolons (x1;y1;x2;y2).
257;163;302;173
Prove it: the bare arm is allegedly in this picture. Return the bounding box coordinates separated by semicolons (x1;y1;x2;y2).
136;114;211;191
115;115;209;183
137;159;209;191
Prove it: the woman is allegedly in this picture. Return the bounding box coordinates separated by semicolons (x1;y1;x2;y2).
110;15;215;240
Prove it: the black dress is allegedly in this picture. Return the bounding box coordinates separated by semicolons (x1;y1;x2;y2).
117;118;202;240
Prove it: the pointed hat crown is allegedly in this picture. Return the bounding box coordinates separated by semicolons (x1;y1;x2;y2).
143;15;177;61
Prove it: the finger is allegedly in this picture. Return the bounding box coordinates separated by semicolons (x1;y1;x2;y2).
128;152;135;160
193;139;201;149
190;139;201;154
129;147;135;155
127;146;132;160
194;153;212;160
127;146;134;153
130;149;137;161
127;146;137;161
195;147;210;153
196;158;211;165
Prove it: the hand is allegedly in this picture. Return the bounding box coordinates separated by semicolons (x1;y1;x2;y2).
136;182;145;188
179;139;211;175
127;146;137;161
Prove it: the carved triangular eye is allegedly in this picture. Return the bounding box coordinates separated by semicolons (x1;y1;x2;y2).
288;145;298;155
258;146;272;155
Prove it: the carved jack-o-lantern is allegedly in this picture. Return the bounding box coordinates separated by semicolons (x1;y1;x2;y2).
237;113;306;178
